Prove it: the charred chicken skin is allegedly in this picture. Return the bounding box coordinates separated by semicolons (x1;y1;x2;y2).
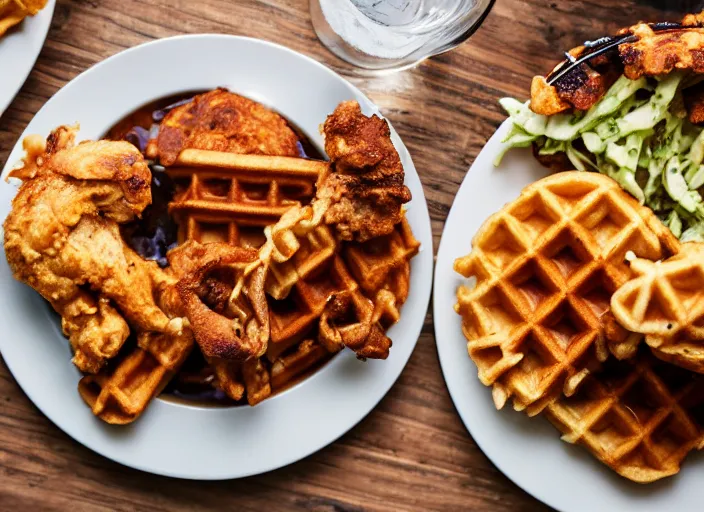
531;12;704;117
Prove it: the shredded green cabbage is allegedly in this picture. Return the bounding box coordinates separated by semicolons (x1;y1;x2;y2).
497;71;704;242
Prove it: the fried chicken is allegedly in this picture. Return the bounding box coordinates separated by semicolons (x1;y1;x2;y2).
170;241;269;361
152;89;301;166
531;12;704;115
3;126;178;372
620;15;704;80
318;101;412;242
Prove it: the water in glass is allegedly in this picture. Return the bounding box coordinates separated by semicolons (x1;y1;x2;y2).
310;0;494;71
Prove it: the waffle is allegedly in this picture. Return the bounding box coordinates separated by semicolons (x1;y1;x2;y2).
166;149;326;248
77;287;194;424
454;172;680;415
545;347;704;483
343;216;420;328
611;242;704;373
167;150;418;403
261;200;418;361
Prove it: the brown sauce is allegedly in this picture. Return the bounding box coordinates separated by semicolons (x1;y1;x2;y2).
104;90;328;406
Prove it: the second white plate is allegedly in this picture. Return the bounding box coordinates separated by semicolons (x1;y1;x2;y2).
434;121;704;512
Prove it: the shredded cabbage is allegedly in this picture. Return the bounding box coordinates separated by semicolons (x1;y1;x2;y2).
497;71;704;241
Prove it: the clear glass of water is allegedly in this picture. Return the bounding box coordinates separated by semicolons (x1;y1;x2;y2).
310;0;495;71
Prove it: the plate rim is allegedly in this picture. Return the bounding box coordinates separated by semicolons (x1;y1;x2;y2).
433;120;556;509
0;34;434;480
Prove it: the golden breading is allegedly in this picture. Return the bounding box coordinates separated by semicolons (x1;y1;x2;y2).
529;76;570;116
153;89;301;166
620;22;704;79
318;101;412;242
3;127;178;373
171;241;269;362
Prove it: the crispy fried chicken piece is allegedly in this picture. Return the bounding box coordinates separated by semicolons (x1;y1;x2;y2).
531;48;621;115
620;18;704;79
530;12;704;115
152;89;301;166
62;292;129;374
318;101;412;242
319;291;391;359
530;76;571;116
3;127;176;372
170;241;269;362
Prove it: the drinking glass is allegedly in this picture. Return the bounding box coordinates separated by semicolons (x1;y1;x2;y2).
310;0;495;71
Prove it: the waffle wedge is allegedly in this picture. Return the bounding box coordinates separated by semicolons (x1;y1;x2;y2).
611;242;704;373
545;347;704;483
258;199;418;361
78;287;194;424
454;172;679;415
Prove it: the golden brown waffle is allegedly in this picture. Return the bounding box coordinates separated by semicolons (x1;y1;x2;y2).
78;324;194;424
343;217;420;328
167;149;326;248
260;199;418;361
454;172;680;416
545;347;704;483
611;242;704;373
164;150;326;403
252;207;417;396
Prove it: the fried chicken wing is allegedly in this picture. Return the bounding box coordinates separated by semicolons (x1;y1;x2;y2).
152;89;301;166
317;101;412;242
3;127;177;372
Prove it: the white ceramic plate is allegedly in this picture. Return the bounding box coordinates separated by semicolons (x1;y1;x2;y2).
434;121;704;512
0;35;433;480
0;0;55;116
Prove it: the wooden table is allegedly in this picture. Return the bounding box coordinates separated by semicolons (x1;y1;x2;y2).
0;0;694;510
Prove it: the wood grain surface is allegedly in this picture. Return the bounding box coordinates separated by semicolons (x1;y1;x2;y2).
0;0;697;510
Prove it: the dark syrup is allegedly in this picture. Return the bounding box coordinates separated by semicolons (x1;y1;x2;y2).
105;91;327;406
